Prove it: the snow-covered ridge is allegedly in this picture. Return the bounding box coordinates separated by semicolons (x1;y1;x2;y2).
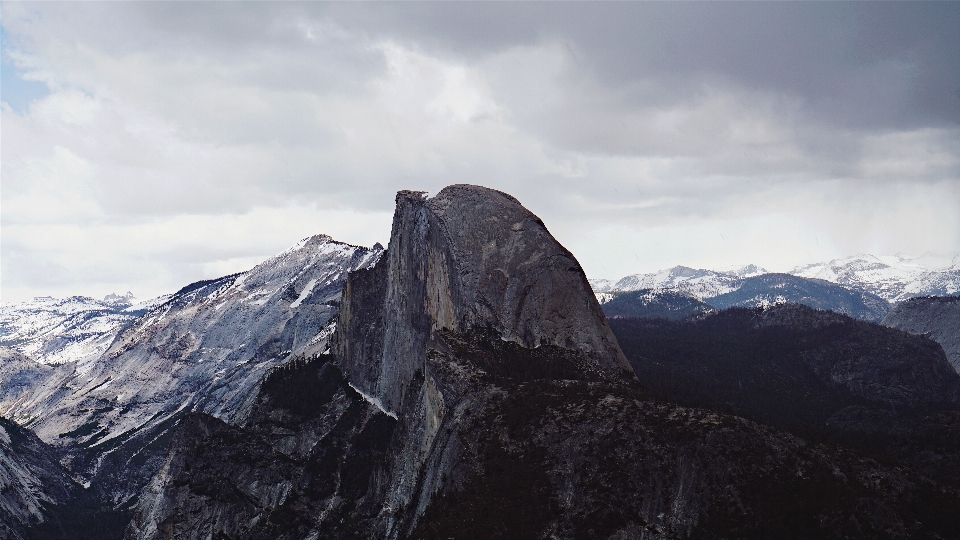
590;265;766;300
592;253;959;304
0;234;384;471
0;294;144;368
789;253;960;303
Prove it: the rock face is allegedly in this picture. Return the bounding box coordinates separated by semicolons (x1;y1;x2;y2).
124;357;394;540
335;186;631;414
883;295;960;373
0;417;78;540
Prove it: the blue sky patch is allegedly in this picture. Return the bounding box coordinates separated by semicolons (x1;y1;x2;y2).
2;31;50;115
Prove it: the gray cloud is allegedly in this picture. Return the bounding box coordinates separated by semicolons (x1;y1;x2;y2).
1;2;958;303
335;2;960;128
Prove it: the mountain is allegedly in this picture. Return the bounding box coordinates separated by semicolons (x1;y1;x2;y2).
708;273;891;322
0;235;381;487
590;265;744;298
591;253;960;311
601;289;715;320
5;185;960;539
883;296;960;373
114;186;960;539
791;254;960;303
0;295;145;368
608;304;960;494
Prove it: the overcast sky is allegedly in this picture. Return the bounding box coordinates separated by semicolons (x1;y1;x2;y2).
2;2;959;303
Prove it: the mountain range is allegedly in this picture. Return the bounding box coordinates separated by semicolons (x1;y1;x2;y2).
591;253;960;304
1;186;960;539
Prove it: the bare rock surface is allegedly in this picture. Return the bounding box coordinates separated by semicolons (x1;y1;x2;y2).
335;185;631;415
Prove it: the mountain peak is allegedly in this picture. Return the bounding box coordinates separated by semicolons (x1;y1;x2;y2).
103;291;136;306
336;184;632;413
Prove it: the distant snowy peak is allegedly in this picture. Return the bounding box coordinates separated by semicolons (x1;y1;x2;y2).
0;295;140;367
594;253;959;305
588;279;616;294
720;264;768;279
789;253;960;302
102;291;136;308
596;266;742;299
709;273;891;323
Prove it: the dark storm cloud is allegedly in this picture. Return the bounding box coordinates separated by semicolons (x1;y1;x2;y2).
36;2;959;130
329;2;960;129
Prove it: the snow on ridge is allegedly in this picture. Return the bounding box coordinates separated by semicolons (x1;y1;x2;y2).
0;295;142;366
595;252;960;305
1;232;386;450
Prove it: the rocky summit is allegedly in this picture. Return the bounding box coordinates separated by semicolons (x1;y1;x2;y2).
3;185;960;539
335;185;632;415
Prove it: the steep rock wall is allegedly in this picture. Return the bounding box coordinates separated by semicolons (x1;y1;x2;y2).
334;185;631;414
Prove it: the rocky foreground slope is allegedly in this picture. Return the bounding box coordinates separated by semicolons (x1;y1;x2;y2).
111;186;960;540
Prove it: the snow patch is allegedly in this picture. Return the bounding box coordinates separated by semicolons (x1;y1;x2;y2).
290;279;318;309
348;383;398;419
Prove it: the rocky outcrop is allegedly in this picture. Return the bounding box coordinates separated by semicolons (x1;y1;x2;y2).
335;185;631;414
883;295;960;373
